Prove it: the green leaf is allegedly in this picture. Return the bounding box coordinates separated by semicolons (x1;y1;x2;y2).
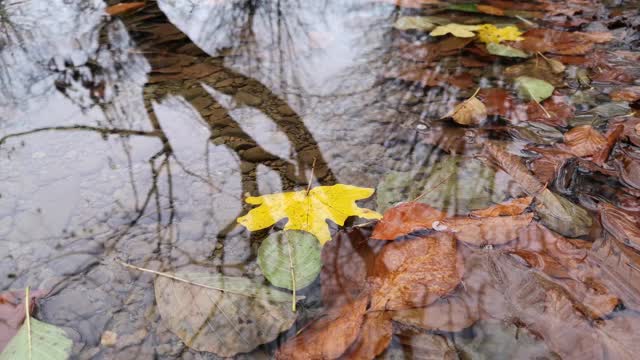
153;270;297;357
393;16;436;31
447;3;478;13
258;230;322;291
514;76;554;102
486;43;529;58
0;289;72;360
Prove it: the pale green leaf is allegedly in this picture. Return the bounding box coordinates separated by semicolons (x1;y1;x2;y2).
486;43;529;58
514;76;554;102
258;230;321;291
393;17;436;31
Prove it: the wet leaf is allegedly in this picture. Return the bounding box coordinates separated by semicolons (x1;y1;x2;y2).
514;76;554;103
276;296;368;360
390;330;459;360
342;312;392;360
391;291;478;332
454;320;556;360
477;88;519;117
237;184;382;245
370;233;463;311
562;125;607;157
486;43;529;58
258;230;321;290
433;213;533;246
0;288;72;360
371;202;445;240
610;86;640;102
393;17;436;31
105;2;145;16
542;56;566;74
535;189;592;238
430;23;481;38
445;95;488;125
476;24;523;44
513;29;612;55
525;96;575;127
504;59;565;87
470;196;533;217
154;271;297;357
615;149;640;190
0;290;44;352
599;203;640;251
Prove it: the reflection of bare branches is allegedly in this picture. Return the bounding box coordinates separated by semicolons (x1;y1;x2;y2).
0;125;161;146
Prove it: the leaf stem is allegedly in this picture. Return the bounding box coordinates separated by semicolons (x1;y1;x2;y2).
285;233;297;312
471;87;480;98
25;287;32;360
306;157;317;196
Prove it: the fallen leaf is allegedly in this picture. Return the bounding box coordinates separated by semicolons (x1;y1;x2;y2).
153;270;297;357
393;16;436;31
611;86;640;102
105;2;145;16
470;196;533;217
542;56;566;73
276;296;368;360
504;59;565;87
483;142;545;195
370;233;463;311
0;288;72;360
477;88;519;117
591;68;635;84
237;184;382;244
444;95;488;125
258;230;322;291
486;42;529;57
434;213;533;246
341;312;392;360
0;290;46;353
513;29;611;55
525;95;575;127
391;329;459;359
386;65;476;89
615;149;640;190
476;4;505;16
599;203;640;251
391;290;478;332
593;125;624;166
371;202;445;240
562;125;607;157
514;76;554;103
476;24;524;44
430;23;481;38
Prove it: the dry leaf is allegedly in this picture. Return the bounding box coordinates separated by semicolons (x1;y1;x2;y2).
371;202;445;240
445;96;488;125
470;196;533;217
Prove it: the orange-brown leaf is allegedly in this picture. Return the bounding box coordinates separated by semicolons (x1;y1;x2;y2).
513;29;609;55
562;125;607;157
610;86;640;102
372;202;445;240
275;296;369;360
525;96;575;127
370;233;463;311
105;2;145;16
599;203;640;251
341;312;392;360
391;291;478;332
434;213;533;246
470;196;533;217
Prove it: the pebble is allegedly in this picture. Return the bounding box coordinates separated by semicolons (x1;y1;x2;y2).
100;331;118;347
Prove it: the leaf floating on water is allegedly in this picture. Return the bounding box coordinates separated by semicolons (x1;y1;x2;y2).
371;202;445;240
237;184;381;245
258;230;322;291
514;76;554;103
105;2;145;16
486;42;529;58
444;93;488;125
152;270;297;357
0;288;72;360
393;16;436;31
429;23;481;38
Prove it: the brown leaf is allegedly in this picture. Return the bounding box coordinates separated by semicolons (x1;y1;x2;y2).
276;296;369;360
321;229;378;308
341;312;392;360
591;68;635;84
525;95;575;127
391;290;478;332
599;203;640;251
562;125;607;157
434;213;533;246
513;29;610;55
483;142;544;194
615;149;640;190
371;202;445;240
611;86;640;102
105;2;145;16
387;65;475;89
610;117;640;147
393;329;459;359
477;88;522;118
504;59;565;87
0;290;47;352
370;233;463;311
593;125;624;166
476;4;504;15
528;145;574;183
445;96;487;126
470;196;533;217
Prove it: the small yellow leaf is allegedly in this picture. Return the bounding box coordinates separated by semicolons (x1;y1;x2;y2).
444;96;487;125
476;24;523;44
430;23;482;38
237;184;382;245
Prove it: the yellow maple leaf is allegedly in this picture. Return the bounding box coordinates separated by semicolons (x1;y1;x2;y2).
237;184;382;245
430;23;482;38
476;24;523;44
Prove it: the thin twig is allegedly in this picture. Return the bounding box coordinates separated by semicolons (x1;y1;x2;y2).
0;125;162;146
306;157;317;195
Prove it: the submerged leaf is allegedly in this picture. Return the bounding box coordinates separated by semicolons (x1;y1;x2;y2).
430;23;481;38
341;312;392;360
470;197;533;217
434;213;533;246
258;231;322;290
486;43;529;58
0;289;72;360
154;272;296;357
535;189;592;238
237;184;381;244
599;203;640;251
393;16;436;31
562;125;607;157
514;76;554;103
372;202;445;240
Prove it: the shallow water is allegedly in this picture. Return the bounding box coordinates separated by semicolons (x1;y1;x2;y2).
1;0;640;359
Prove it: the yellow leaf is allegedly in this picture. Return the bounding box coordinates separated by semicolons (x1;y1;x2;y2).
445;95;487;125
430;23;482;38
476;24;523;44
237;184;382;245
